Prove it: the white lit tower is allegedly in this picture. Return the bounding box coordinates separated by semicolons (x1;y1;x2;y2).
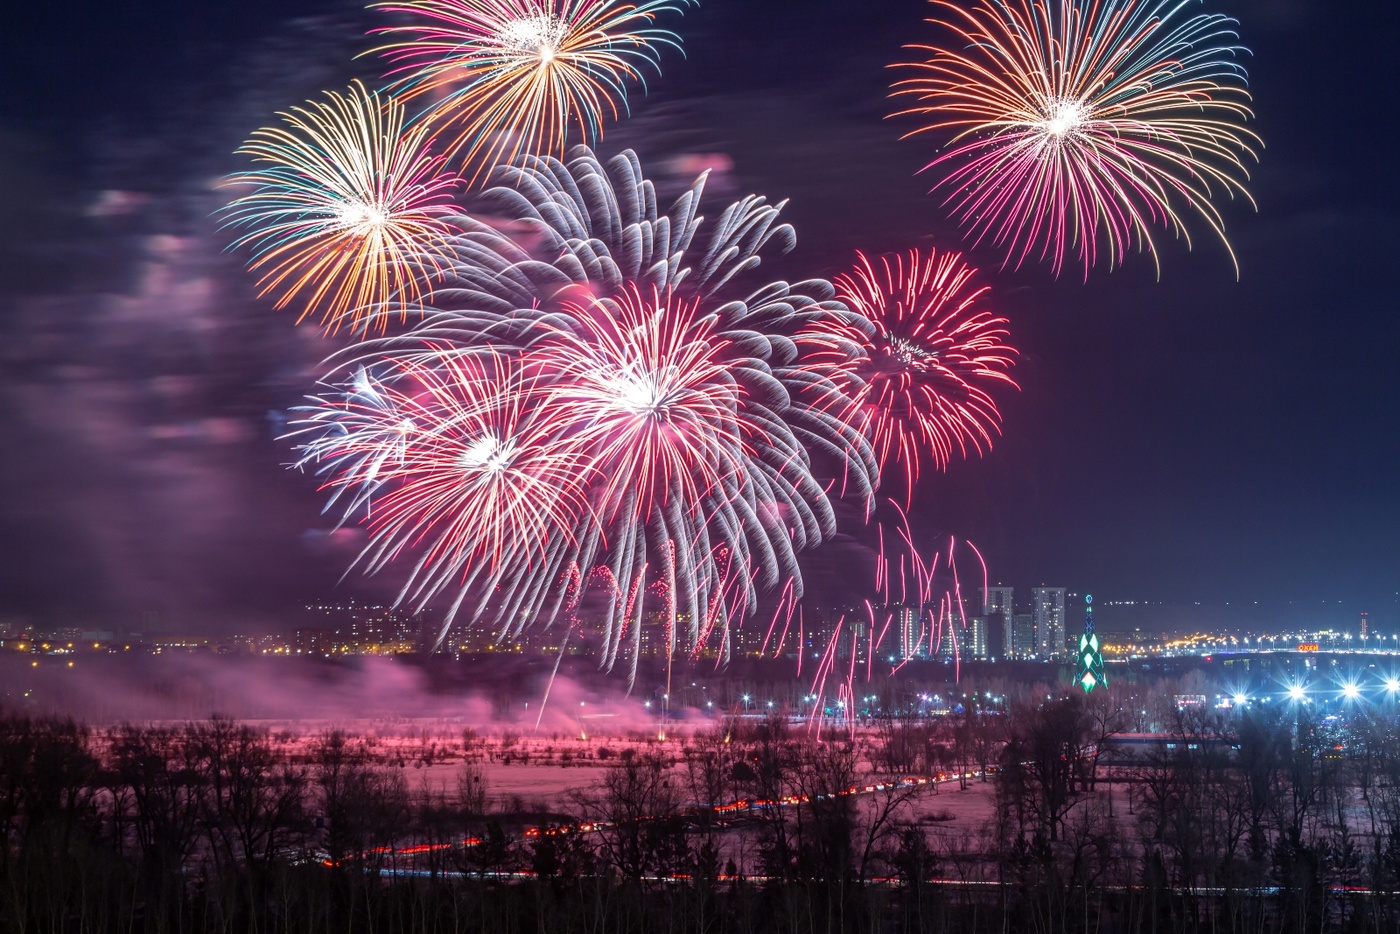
1033;587;1067;659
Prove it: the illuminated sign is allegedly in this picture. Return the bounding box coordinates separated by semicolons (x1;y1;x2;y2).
1297;643;1320;652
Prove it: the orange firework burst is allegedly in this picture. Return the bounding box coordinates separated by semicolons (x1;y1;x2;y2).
369;0;689;182
223;80;464;334
892;0;1261;278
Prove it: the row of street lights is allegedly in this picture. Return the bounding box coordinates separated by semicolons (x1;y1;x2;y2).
1229;674;1400;707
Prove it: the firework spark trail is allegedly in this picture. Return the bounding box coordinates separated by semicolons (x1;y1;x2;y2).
804;504;991;711
370;0;690;183
866;598;887;684
223;80;464;333
296;147;879;679
805;617;844;735
760;578;799;658
892;0;1260;277
924;534;989;682
878;501;937;609
803;611;867;740
795;613;805;679
534;620;577;731
799;249;1017;505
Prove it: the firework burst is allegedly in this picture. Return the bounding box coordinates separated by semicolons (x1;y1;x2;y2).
370;0;690;182
293;349;594;630
799;249;1017;503
297;148;878;676
892;0;1261;277
537;284;758;535
223;80;464;333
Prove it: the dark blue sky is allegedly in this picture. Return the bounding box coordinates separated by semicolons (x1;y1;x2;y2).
0;0;1396;631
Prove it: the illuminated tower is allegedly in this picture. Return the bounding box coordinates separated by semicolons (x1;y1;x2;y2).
1075;593;1106;693
1033;586;1067;658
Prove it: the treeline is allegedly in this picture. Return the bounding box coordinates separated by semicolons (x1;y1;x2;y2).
3;693;1400;933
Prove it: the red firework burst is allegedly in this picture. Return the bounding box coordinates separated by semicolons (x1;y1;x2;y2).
801;249;1018;503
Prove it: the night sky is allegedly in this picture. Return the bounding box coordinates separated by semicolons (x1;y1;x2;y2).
1;0;1396;633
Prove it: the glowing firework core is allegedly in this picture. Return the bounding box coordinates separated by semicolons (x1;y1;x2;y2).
497;13;568;62
607;366;677;417
459;433;516;474
1040;97;1087;139
335;200;392;234
888;336;937;371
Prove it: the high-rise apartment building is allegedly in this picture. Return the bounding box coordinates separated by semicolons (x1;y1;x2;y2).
898;607;922;660
1033;587;1068;658
968;615;989;660
982;586;1014;661
982;586;1014;616
1012;614;1035;658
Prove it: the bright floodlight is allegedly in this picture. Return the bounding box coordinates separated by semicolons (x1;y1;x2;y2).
1233;693;1248;706
1387;679;1400;693
1342;683;1361;699
1288;685;1307;701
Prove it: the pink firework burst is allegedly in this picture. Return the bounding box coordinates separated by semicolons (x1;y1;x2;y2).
801;249;1017;504
535;283;751;535
293;349;592;629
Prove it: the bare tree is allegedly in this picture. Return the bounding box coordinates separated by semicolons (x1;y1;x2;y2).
194;717;307;871
579;751;681;881
1082;685;1130;792
1001;695;1093;842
